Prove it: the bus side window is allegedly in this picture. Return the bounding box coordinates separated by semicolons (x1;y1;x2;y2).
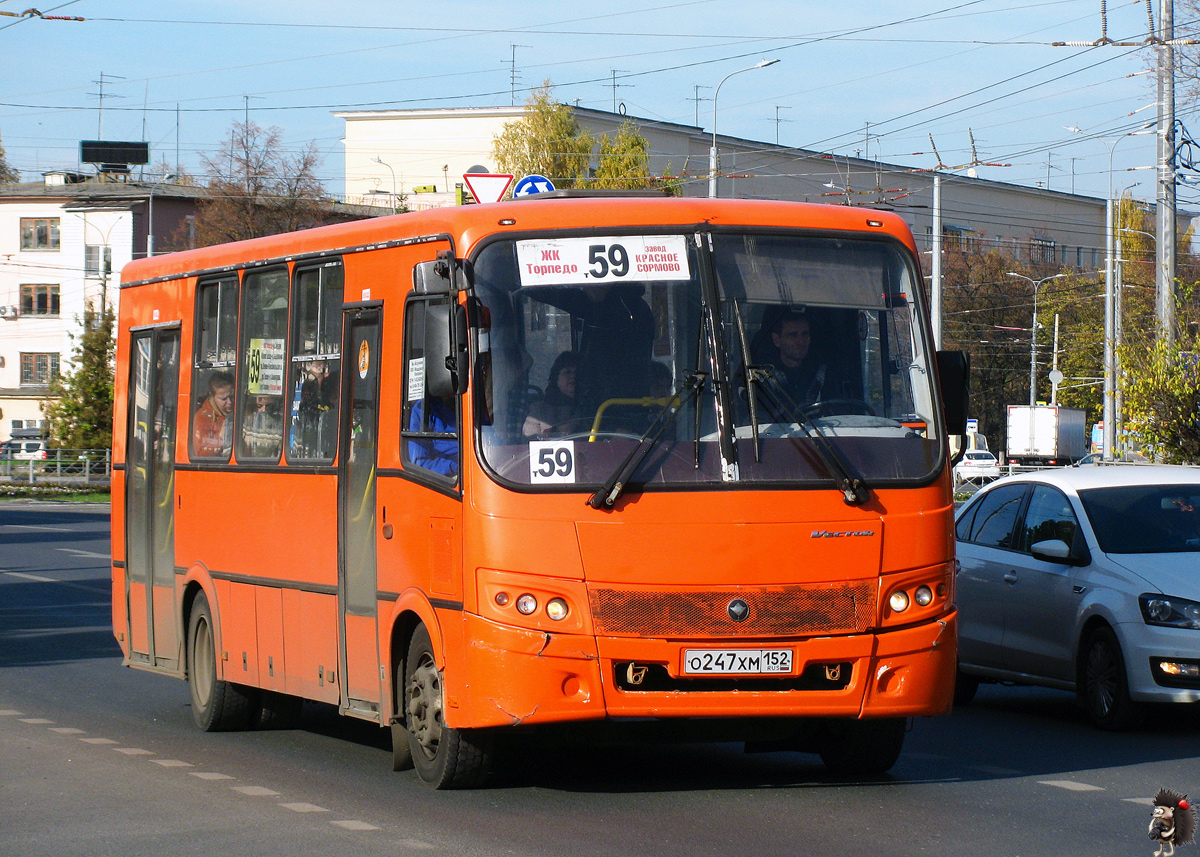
402;295;460;480
190;276;238;461
287;262;342;463
236;268;288;462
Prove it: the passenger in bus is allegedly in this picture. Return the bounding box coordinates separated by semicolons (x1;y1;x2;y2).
293;359;338;457
408;395;458;477
763;307;828;407
193;370;234;457
522;351;583;438
539;284;654;412
243;394;282;458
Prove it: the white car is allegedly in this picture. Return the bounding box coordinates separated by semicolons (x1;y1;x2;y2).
0;439;47;461
954;450;1000;483
954;465;1200;729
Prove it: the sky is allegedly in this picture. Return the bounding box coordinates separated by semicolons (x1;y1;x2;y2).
2;0;1197;203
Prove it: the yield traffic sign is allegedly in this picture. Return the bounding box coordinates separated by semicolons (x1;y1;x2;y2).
462;173;513;204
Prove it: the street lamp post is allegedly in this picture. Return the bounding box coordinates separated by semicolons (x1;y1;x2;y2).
1007;272;1072;407
372;156;398;214
1067;123;1153;459
709;59;779;198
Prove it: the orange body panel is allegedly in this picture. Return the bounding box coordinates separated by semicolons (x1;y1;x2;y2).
111;197;956;736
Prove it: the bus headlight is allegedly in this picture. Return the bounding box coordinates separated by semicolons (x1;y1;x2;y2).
889;591;910;612
546;598;569;621
516;594;538;615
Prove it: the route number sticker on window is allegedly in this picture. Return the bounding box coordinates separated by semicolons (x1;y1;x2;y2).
516;235;690;287
529;440;576;484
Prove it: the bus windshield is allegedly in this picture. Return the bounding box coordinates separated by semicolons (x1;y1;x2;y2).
473;230;940;493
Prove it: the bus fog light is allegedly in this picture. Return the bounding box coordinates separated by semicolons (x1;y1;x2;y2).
494;592;511;607
889;591;910;612
516;594;538;615
914;585;933;607
546;598;569;621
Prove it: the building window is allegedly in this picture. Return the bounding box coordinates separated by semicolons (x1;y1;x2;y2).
20;284;60;316
20;353;59;385
1030;238;1056;266
20;218;60;250
85;245;112;278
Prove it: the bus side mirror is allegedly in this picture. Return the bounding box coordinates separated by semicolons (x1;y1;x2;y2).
937;349;970;436
413;252;454;296
425;302;469;397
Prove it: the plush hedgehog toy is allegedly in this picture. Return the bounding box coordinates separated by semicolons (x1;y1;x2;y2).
1150;788;1197;856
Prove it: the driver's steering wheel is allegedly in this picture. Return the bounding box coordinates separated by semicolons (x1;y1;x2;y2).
803;398;876;418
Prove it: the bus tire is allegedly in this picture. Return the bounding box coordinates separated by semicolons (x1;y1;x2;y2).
818;717;906;776
404;625;492;789
953;669;979;707
255;691;303;729
187;591;257;732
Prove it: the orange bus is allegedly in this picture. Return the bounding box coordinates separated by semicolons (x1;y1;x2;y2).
112;195;969;789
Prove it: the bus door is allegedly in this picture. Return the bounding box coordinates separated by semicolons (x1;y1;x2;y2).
124;326;181;671
338;306;383;714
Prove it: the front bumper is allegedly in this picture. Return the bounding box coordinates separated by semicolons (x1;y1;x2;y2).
450;611;956;729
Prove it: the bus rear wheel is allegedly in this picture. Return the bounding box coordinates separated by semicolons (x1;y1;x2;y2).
818;717;906;776
404;625;492;789
187;591;257;731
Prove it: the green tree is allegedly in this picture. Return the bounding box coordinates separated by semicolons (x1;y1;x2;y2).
0;131;19;183
1120;335;1200;463
491;82;593;190
43;301;115;450
591;120;682;194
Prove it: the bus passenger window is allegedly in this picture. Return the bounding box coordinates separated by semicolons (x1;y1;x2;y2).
236;268;288;462
402;296;460;479
287;262;342;462
191;276;238;461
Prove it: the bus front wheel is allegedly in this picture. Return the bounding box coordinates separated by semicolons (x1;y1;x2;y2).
187;591;257;732
404;625;493;789
818;717;906;776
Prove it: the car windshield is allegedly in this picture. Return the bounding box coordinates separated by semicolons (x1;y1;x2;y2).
1078;484;1200;553
472;230;941;493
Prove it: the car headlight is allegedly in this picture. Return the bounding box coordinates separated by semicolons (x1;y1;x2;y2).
1139;593;1200;629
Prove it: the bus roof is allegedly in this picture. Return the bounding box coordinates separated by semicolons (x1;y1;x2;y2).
120;196;918;288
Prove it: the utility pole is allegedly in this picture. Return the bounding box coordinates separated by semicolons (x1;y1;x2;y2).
690;85;710;128
1156;0;1178;344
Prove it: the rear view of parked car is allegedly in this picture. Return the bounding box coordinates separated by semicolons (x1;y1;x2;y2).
0;439;47;460
954;465;1200;729
954;450;1000;483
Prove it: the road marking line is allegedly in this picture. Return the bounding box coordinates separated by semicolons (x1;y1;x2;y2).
4;525;72;532
50;727;85;734
80;738;118;745
398;839;437;850
281;803;329;813
1039;779;1105;791
55;548;109;558
1125;797;1157;805
0;710;24;716
332;821;380;831
20;718;54;724
4;572;55;582
191;772;235;781
151;759;193;767
115;748;154;755
233;786;280;797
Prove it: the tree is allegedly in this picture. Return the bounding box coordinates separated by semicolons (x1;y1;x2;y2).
43;301;115;450
185;120;332;247
491;82;593;190
0;131;19;183
591;120;682;194
1120;335;1200;463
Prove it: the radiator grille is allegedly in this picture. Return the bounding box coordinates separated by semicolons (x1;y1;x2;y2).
588;582;877;638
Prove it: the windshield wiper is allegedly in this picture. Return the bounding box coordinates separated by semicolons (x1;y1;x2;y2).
587;371;707;510
754;368;870;506
731;301;762;462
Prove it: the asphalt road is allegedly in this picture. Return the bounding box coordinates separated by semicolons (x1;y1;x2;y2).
3;501;1199;857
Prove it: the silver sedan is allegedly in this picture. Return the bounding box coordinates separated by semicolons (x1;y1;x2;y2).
954;464;1200;729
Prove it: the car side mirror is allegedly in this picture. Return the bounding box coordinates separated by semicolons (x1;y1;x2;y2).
1030;538;1077;564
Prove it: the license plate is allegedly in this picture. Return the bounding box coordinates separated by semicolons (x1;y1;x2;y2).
682;648;793;675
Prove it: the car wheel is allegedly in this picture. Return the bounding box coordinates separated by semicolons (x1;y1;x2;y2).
1077;625;1141;731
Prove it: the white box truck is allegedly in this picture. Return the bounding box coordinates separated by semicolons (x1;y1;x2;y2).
1005;405;1088;466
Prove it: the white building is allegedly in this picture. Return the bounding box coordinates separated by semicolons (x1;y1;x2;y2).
0;173;201;442
335;104;1121;268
